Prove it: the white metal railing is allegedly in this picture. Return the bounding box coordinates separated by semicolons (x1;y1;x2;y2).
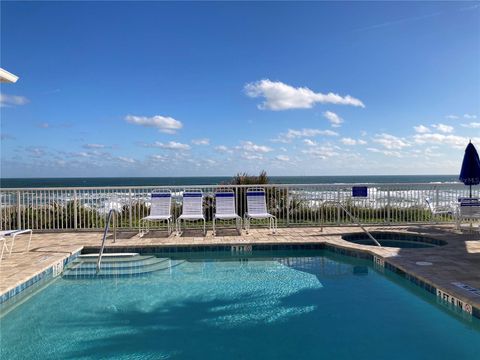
0;183;477;231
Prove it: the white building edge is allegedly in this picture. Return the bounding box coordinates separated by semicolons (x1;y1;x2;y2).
0;68;19;83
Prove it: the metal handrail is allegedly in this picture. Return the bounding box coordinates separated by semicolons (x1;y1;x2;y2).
321;200;382;247
96;209;117;274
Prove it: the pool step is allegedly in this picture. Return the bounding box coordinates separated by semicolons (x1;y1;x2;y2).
62;254;181;279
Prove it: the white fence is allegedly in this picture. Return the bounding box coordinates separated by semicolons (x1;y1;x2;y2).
0;183;476;231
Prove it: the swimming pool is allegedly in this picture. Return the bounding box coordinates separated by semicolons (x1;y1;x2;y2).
1;250;479;359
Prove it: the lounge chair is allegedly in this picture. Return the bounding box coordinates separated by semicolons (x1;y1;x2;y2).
425;197;455;223
456;198;480;231
244;187;277;234
139;190;173;236
176;190;206;236
213;189;241;235
0;229;33;256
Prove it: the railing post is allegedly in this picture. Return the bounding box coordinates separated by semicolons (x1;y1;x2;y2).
387;189;391;225
129;188;133;229
336;188;341;225
286;186;290;227
16;191;21;230
73;189;78;230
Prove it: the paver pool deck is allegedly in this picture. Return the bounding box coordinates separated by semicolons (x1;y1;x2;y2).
1;225;479;312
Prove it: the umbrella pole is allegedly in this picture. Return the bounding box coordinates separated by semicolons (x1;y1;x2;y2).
470;184;472;199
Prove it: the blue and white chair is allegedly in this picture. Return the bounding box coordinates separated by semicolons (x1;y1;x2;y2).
176;190;206;236
244;187;277;234
213;189;241;235
139;190;173;236
456;198;480;231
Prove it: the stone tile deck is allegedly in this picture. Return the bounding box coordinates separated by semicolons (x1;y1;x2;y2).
1;225;479;311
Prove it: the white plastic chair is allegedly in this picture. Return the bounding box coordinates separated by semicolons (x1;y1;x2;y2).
139;190;173;236
0;229;33;256
425;198;455;223
213;190;241;235
176;190;205;236
244;187;277;234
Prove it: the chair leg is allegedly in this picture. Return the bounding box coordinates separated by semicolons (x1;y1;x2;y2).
0;239;6;261
176;219;181;236
8;235;16;256
27;231;32;251
213;217;216;236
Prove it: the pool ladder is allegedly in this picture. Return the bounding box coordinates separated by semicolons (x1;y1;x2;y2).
321;201;381;247
96;209;117;274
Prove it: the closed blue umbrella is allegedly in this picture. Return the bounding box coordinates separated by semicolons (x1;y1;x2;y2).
459;141;480;198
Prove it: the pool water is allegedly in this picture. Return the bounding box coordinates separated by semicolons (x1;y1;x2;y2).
1;251;479;359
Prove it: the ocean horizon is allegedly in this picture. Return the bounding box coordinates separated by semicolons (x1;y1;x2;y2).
0;174;460;188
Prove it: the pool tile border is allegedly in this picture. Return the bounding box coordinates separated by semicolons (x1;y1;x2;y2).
0;251;81;305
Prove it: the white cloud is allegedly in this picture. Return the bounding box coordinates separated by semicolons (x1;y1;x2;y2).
302;146;339;159
274;128;338;143
192;138;210;145
303;139;317;146
367;147;402;157
323;111;344;127
151;154;168;162
244;79;365;110
275;155;290;162
464;114;477;119
154;141;191;150
0;94;29;107
432;123;454;133
214;145;233;154
340;137;357;145
204;159;216;165
28;147;46;157
83;143;106;149
242;152;263;161
360;130;367;137
445;114;459;120
413;133;472;149
414;125;430;133
373;133;410;149
358;139;367;145
241;141;272;153
117;156;136;163
125;114;183;134
461;122;480;129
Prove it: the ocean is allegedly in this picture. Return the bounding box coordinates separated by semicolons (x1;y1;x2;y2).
0;175;460;188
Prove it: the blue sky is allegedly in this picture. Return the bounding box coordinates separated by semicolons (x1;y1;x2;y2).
1;1;479;178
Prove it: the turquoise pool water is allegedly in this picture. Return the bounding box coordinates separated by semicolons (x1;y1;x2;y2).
1;251;479;359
